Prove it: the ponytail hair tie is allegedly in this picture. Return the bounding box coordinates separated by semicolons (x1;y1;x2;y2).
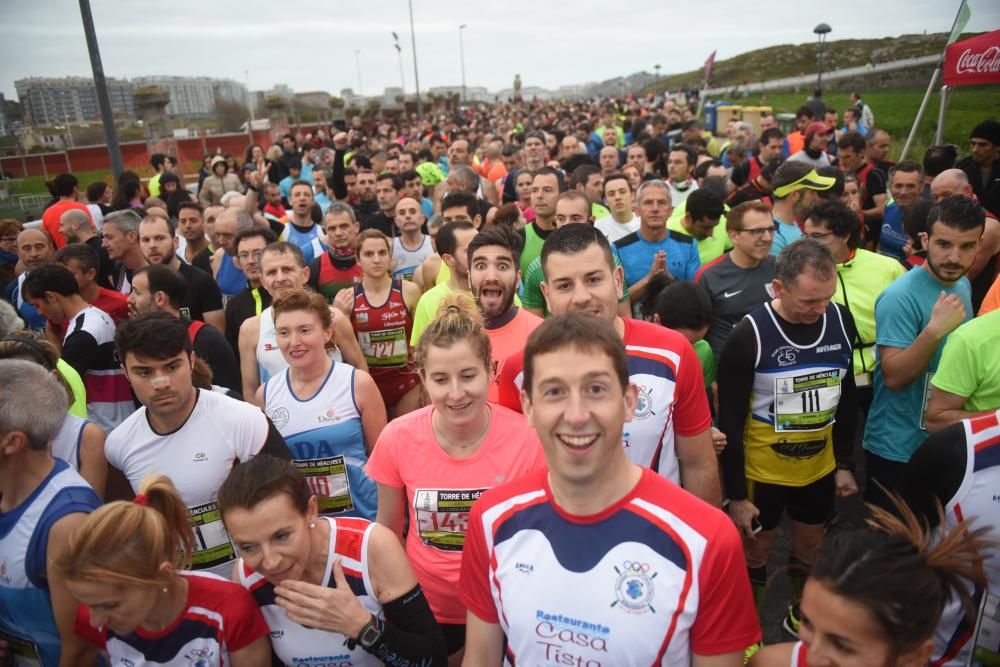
134;494;150;506
446;305;461;314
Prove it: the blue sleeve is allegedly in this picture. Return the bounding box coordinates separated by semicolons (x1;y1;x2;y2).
874;288;922;349
27;486;101;589
685;245;701;281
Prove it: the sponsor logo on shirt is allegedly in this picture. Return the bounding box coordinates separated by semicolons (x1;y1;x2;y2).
534;609;610;663
611;560;657;615
515;562;534;574
770;437;827;459
317;405;341;424
816;344;842;353
184;647;215;667
634;385;655;420
723;289;743;298
772;345;798;367
267;406;290;429
193;452;207;463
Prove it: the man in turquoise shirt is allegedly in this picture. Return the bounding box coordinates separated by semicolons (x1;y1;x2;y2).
768;163;836;255
862;195;985;509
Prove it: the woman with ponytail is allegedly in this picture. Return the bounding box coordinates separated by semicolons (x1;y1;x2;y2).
366;292;546;662
57;475;272;666
749;494;989;667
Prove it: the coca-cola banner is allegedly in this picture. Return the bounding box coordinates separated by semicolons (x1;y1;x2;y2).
944;29;1000;87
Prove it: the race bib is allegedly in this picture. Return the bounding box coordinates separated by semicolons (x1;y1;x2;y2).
188;501;236;570
413;488;485;551
358;327;408;367
774;370;841;432
0;630;41;667
971;591;1000;666
294;457;354;515
920;371;935;431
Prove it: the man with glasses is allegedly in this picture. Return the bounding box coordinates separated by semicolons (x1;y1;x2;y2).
696;201;777;358
225;227;277;359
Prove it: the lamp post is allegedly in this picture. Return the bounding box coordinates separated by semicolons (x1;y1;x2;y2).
814;23;832;96
354;50;363;97
392;32;406;93
459;24;468;104
78;0;123;180
408;0;422;120
655;63;661;87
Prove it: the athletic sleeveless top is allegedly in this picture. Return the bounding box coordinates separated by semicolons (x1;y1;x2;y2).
0;459;100;667
743;302;851;487
215;251;247;298
314;251;362;302
520;222;546;275
280;222;323;261
352;279;411;370
307;236;329;266
789;641;809;666
239;516;383;666
263;362;377;520
51;413;89;472
932;409;1000;667
392;234;433;280
9;272;45;332
256;306;342;385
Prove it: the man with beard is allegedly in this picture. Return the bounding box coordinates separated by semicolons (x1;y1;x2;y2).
138;215;224;331
769;162;836;255
931;168;1000;311
353;169;380;221
467;224;542;401
175;202;213;274
787;122;835;170
862;196;985;510
361;173;402;238
730;128;785;189
278;181;324;263
409;220;478;344
58;209;113;288
956;119;1000;219
496;224;720;506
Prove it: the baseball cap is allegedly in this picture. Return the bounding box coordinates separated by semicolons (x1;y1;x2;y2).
804;121;833;142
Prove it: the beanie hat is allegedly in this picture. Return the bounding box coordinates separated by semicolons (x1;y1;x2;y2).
970;119;1000;146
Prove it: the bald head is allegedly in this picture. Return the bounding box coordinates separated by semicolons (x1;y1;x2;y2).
17;228;54;270
59;208;94;243
394;196;425;233
931;168;974;203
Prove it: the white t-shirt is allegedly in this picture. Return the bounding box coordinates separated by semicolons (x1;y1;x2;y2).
105;389;270;576
594;212;641;244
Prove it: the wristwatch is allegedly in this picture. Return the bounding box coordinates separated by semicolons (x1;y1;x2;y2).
356;615;383;650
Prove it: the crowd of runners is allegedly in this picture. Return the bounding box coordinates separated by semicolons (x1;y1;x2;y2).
1;90;999;666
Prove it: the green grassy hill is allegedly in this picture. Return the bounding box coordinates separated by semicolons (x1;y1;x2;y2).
648;32;969;92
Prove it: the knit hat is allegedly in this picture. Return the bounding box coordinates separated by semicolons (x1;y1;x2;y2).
970;119;1000;146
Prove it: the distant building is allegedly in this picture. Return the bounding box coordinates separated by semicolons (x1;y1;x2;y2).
15;76;135;125
294;91;331;109
131;76;248;118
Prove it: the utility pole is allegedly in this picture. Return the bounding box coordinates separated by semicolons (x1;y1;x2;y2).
409;0;422;120
459;24;468;104
355;50;364;97
392;32;406;93
79;0;123;180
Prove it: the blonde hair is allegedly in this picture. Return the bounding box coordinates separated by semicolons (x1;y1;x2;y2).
56;475;194;588
413;292;491;372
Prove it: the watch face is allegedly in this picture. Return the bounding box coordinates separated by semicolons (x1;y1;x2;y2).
360;621;381;647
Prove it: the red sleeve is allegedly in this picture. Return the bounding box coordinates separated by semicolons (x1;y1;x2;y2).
221;582;270;651
689;517;762;654
458;499;500;623
494;350;524;413
73;604;106;648
673;338;713;436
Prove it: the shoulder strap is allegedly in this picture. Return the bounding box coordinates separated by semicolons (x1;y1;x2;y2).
187;319;206;346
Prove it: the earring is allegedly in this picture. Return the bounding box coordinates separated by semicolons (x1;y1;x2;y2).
310;522;316;528
162;587;168;593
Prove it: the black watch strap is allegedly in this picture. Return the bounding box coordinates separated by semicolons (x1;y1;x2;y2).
357;614;383;650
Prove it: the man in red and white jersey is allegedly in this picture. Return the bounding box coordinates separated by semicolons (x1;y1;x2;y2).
495;223;720;505
896;408;1000;666
460;314;760;666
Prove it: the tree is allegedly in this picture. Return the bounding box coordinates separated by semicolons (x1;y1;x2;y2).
215;98;249;133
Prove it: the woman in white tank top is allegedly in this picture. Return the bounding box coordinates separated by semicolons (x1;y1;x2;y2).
219;455;448;666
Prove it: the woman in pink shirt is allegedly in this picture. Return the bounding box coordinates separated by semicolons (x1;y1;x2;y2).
366;292;546;664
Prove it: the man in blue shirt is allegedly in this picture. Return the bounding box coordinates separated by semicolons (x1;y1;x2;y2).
614;179;700;313
769;163;836;255
862;195;985;509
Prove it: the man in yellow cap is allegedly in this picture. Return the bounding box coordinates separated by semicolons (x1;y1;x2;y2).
769;162;836;255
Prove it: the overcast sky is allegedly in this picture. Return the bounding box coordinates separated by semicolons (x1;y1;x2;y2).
2;0;997;101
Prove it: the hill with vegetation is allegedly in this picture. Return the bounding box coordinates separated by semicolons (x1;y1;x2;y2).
645;32;975;93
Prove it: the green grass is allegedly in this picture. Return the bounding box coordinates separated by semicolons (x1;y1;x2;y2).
2;168;114;197
712;85;1000;160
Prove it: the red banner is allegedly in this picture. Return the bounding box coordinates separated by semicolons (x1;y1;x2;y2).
704;50;717;83
943;29;1000;87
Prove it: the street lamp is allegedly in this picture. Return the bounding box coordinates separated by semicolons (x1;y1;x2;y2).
459;24;468;104
392;32;406;94
655;64;661;87
814;23;832;96
354;50;363;97
408;0;422;120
